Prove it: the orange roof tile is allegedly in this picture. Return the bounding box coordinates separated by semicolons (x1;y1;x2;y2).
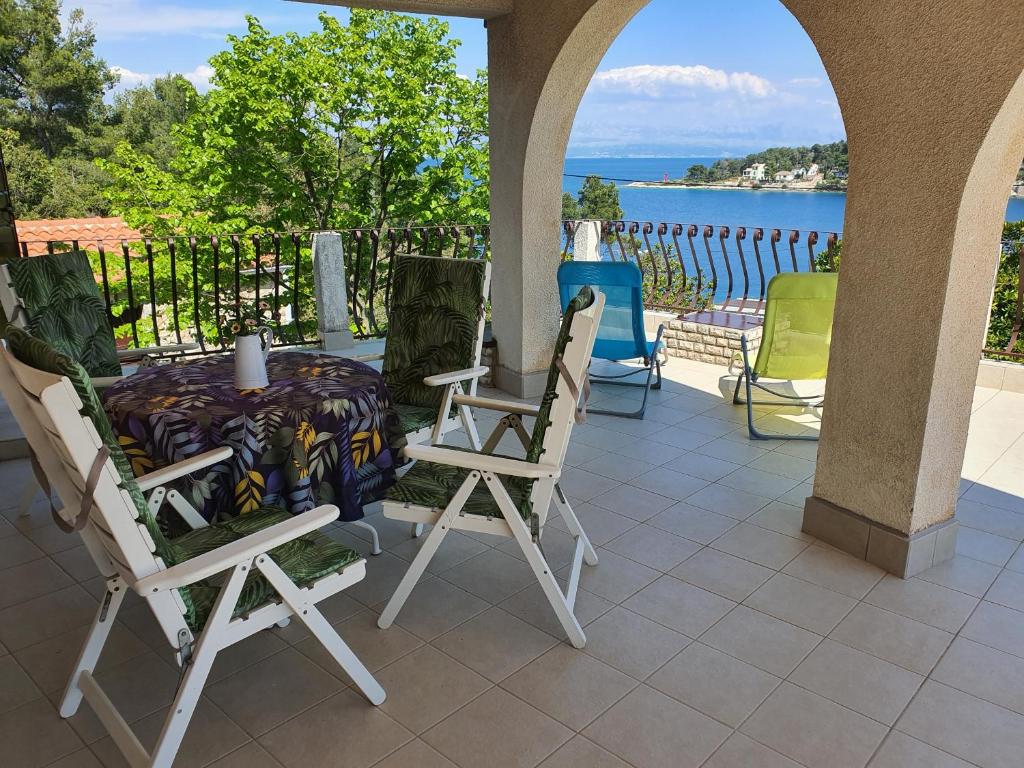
14;216;143;256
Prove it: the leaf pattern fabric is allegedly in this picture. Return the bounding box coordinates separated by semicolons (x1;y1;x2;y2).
7;252;123;378
5;327;367;632
382;255;487;412
101;351;407;523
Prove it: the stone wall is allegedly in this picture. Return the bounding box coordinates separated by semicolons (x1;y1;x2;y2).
663;318;762;367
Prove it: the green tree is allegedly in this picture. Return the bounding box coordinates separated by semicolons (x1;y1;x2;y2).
567;175;622;221
561;192;581;219
108;75;201;169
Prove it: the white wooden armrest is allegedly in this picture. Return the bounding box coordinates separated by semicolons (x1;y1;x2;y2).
117;343;197;361
134;505;341;594
451;393;540;417
136;447;235;491
402;443;558;479
349;353;385;363
422;366;489;387
91;376;124;390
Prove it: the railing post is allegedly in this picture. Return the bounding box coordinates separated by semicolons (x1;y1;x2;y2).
571;219;602;261
311;232;355;352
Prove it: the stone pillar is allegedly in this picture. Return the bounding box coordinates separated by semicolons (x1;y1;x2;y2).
311;232;355;352
571;220;602;261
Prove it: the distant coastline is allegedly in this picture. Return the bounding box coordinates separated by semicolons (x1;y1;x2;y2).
626;180;846;193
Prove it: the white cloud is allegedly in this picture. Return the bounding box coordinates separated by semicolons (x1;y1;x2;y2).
589;64;775;99
73;1;246;39
110;64;215;94
788;77;824;86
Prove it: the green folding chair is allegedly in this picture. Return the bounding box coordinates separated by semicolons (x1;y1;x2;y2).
732;272;838;441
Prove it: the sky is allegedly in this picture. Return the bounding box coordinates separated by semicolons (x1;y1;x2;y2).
71;0;845;158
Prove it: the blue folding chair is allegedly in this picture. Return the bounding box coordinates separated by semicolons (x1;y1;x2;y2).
557;261;665;419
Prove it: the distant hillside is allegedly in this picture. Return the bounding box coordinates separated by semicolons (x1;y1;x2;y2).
683;141;848;183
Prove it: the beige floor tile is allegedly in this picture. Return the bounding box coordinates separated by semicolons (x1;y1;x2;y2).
89;697;249;768
441;548;539;604
694;437;770;465
606;439;688;466
582;606;689;679
747;500;814;541
23;524;82;556
629;467;709;501
777;481;814;508
0;697;83;768
499;583;613;640
0;655;41;716
829;603;953;675
864;575;979;633
374;739;457;767
556;467;623;502
662;452;741;482
648;642;779;727
259;689;412;768
538;735;631;768
670;547;774;601
389;530;490;575
748;451;816;481
555;504;636;547
50;545;99;582
207;648;344;737
0;535;45;570
433;607;558;682
745;572;857;634
711;524;809;570
647;427;717;452
704;733;802;768
347;552;420;608
583;685;730;768
46;749;104;768
604;524;702;571
897;680;1024;768
589;484;676;522
206;742;284;768
932;636;1024;715
868;731;973;768
957;526;1019;566
701;605;820;677
649;502;738;544
782;545;884;599
424;687;572;768
915;555;1000;598
0;585;97;651
374;646;490;734
685;483;774;520
985;568;1024;612
676;415;741;439
0;557;72;611
578;453;655;482
718;467;801;500
501;645;636;730
1005;542;1024;572
789;639;923;725
497;527;579;571
389;577;490;641
622;575;735;637
559;549;658;604
741;683;887;768
959;600;1024;658
956;499;1024;539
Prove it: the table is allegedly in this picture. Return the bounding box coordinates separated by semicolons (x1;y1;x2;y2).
102;351;407;523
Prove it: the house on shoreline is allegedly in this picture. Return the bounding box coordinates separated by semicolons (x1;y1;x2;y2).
741;163;766;181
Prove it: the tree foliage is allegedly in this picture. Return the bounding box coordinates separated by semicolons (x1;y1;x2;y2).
683;140;848;183
561;175;622;221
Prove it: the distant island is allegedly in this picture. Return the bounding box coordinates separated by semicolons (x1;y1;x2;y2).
629;141;849;192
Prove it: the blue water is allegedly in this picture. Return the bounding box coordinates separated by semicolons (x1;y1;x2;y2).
563;156;1024;232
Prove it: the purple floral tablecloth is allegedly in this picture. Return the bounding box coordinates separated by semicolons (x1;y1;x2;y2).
102;351;407;523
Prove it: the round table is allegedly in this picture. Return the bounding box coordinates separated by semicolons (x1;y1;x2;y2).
102;351;407;522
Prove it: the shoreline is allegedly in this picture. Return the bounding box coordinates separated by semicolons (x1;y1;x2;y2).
626;181;846;193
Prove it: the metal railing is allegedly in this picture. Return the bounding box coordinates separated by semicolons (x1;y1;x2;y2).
16;224;489;354
561;219;841;315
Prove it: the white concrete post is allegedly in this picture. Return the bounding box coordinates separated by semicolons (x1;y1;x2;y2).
571;220;602;261
311;232;355;352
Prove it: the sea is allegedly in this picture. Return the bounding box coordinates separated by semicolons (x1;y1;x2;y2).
563;156;1024;233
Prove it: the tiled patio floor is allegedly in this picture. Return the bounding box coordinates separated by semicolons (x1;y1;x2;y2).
2;356;1024;767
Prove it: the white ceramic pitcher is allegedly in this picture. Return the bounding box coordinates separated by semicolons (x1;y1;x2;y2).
234;326;273;389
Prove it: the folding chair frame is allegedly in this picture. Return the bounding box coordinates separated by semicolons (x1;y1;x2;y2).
588;324;666;420
0;343;385;768
732;335;824;441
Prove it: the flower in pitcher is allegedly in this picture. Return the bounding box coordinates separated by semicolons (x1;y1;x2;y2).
221;299;277;340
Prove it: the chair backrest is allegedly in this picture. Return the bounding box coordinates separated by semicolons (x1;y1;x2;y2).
752;272;839;380
526;286;605;468
0;327;191;641
1;251;122;377
557;261;646;363
382;255;491;409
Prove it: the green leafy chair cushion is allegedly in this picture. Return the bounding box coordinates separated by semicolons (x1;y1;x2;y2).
382;256;487;415
395;403;442;435
7;252;123;378
5;327;362;632
385;286;595;522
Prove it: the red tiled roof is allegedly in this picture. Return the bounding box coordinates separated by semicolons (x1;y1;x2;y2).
14;216;143;256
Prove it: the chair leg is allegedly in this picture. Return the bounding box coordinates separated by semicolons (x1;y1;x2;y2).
256;555;386;705
59;577;127;717
350;519;382;555
552;485;598;566
17;476;38;518
378;510;453;629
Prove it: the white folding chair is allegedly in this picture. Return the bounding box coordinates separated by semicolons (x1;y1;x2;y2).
377;287;605;647
0;328;384;768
